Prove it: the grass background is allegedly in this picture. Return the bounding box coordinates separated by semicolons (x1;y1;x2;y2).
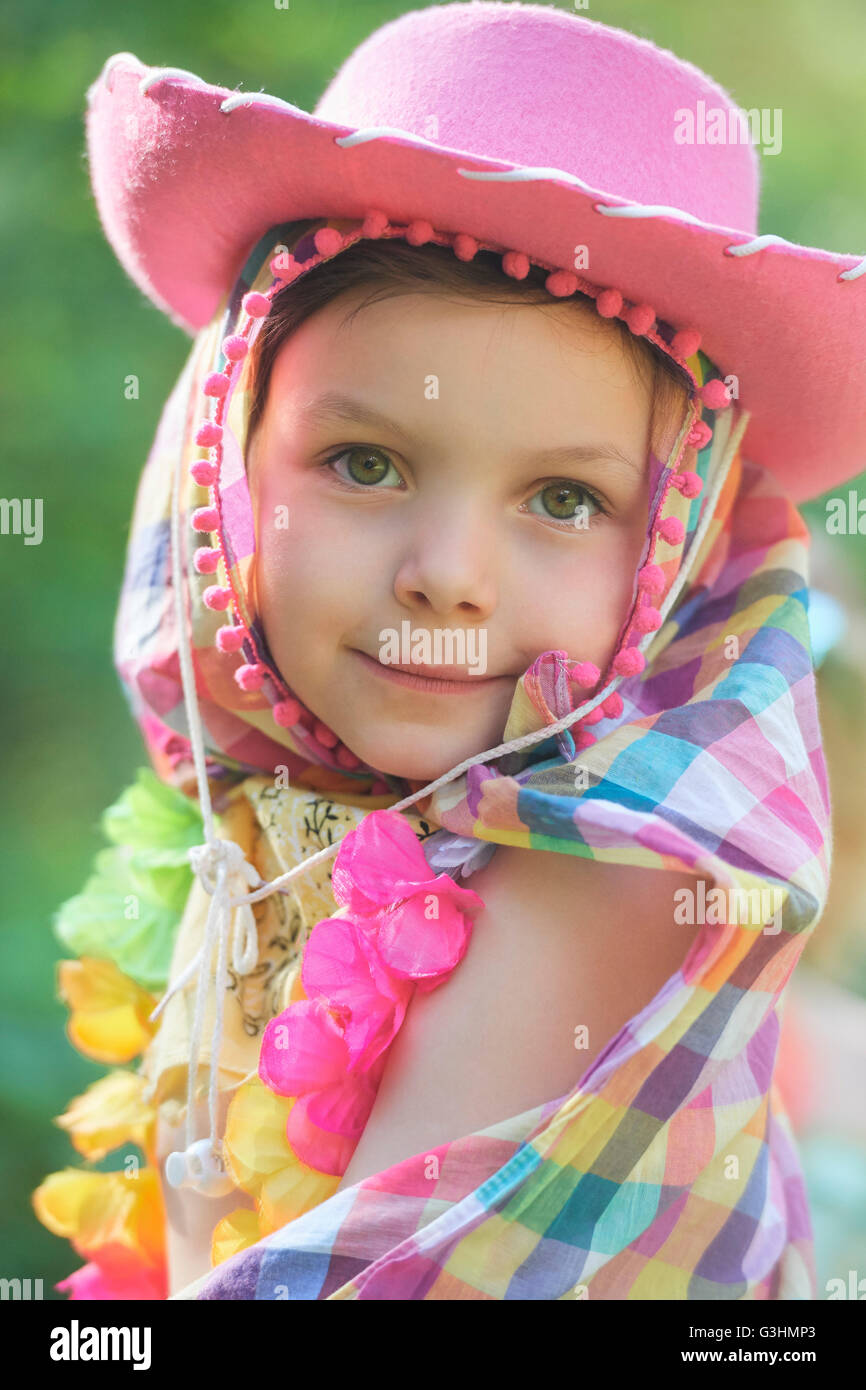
2;0;864;1295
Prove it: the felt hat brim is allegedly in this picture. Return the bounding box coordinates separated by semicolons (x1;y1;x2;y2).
85;53;865;503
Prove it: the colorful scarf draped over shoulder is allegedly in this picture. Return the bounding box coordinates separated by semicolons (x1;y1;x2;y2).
178;421;829;1300
36;217;830;1301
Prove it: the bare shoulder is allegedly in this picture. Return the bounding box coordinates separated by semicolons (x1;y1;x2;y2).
336;840;702;1187
475;841;704;942
460;843;704;1034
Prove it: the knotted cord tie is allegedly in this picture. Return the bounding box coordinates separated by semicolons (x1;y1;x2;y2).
150;837;262;1195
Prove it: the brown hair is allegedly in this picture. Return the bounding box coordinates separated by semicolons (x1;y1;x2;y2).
246;221;692;459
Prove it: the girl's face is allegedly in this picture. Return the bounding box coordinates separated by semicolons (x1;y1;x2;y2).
247;290;655;782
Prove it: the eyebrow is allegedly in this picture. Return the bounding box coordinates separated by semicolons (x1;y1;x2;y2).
295;391;643;475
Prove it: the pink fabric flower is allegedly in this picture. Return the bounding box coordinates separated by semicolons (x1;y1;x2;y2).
259;999;349;1097
56;1255;166;1300
332;810;484;920
257;809;487;1176
285;1098;363;1176
286;1053;388;1174
259;998;388;1173
375;888;479;984
301;915;412;1067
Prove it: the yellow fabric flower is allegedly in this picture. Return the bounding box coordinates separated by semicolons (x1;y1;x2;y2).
222;1075;340;1237
257;1144;341;1237
53;1070;156;1162
32;1165;165;1273
211;1208;263;1266
57;956;159;1063
211;970;340;1261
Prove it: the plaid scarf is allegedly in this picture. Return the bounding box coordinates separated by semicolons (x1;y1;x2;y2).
95;219;831;1297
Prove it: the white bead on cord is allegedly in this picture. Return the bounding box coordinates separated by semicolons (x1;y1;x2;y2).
164;1138;235;1197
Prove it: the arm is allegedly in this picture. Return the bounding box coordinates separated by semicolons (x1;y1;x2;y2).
339;847;704;1189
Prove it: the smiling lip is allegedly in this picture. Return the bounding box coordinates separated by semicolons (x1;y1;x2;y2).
351;648;512;694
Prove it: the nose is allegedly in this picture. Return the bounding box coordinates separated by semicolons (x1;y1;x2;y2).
392;497;498;621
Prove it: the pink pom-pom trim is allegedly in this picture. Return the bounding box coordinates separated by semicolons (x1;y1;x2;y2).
362;210;390;238
193;546;221;574
545;269;578;297
688;420;713;449
195;421;223;447
624;303;656;335
273;697;302;727
602;692;624;719
502;251;530;280
314;721;339;748
595;288;623;318
672;329;701;358
673;471;703;499
699;379;731;409
570;661;601;689
406;219;435;246
242;292;271;318
314;227;343;257
612;647;646;677
452;233;478;262
657;516;685;545
203;373;230;399
191;507;219;532
271;253;299;282
335;746;361;769
215;625;245;653
634;605;663;634
574;728;596;751
222;335;248;362
203;585;232;611
638;563;666;594
235;663;266;692
582;706;605;726
190;460;218;486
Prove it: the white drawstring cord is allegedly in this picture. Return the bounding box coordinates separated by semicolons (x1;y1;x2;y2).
155;413;267;1196
154;841;260;1193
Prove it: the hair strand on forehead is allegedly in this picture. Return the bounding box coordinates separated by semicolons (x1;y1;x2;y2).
246;222;693;459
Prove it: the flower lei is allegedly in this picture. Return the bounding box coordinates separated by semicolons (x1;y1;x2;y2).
35;781;486;1293
33;769;202;1299
258;809;486;1176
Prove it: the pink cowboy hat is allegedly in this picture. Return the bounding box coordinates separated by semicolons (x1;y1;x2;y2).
84;0;865;503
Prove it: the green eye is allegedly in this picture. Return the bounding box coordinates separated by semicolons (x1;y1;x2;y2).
332;447;399;486
530;481;601;522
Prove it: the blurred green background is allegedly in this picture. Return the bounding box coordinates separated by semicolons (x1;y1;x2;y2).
2;0;865;1298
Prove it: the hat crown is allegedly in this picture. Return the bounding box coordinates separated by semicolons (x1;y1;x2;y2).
314;1;760;233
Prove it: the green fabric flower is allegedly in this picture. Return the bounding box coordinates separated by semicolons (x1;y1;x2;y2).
53;769;207;992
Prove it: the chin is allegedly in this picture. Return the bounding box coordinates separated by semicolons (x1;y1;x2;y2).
341;730;486;785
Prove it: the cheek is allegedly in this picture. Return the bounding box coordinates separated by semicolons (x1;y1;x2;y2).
587;522;649;659
251;475;378;642
514;522;647;667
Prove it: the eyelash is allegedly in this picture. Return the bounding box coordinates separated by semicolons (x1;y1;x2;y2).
318;447;610;528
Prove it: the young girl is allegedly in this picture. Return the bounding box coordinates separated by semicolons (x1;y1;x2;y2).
35;3;863;1301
